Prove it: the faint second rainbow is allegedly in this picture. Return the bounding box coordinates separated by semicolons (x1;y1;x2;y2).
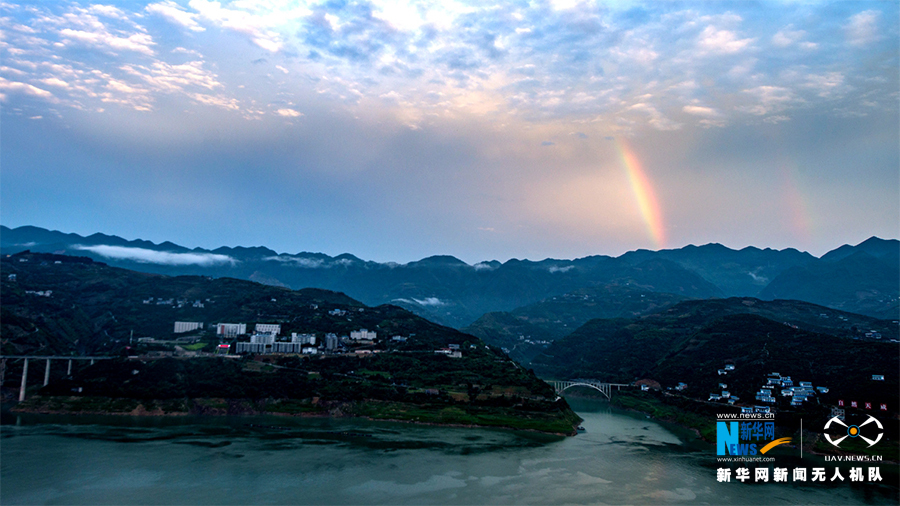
616;138;667;249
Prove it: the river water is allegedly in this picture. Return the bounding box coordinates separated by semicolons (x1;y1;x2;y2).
1;398;897;505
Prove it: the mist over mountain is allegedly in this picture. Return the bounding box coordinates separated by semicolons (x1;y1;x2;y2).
3;226;897;327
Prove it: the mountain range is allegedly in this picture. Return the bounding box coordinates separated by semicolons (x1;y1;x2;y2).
2;226;897;330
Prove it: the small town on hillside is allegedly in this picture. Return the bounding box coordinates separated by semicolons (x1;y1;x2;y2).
134;319;466;360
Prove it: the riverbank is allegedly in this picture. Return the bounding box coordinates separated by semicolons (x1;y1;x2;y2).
9;395;582;435
607;390;715;441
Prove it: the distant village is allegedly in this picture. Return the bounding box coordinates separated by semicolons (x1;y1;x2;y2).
643;362;890;421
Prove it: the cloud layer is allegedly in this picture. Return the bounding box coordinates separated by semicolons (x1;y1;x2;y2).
75;245;236;266
2;1;897;262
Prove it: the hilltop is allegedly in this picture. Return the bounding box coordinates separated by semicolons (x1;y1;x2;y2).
4;226;896;328
529;298;898;429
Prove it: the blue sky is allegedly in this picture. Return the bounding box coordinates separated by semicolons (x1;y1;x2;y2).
1;0;897;263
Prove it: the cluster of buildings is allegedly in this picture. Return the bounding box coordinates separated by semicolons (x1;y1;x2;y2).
757;372;828;408
202;322;391;356
146;298;207;308
705;366;829;410
165;318;469;359
235;332;318;354
708;381;739;405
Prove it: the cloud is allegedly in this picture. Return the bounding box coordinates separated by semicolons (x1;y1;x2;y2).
473;262;496;271
146;1;206;32
697;25;754;54
75;245;236;266
188;0;283;52
548;265;574;273
803;72;847;98
738;85;797;115
391;297;448;306
845;10;880;46
262;256;354;267
682;105;720;117
628;103;683;131
747;271;768;283
0;78;55;100
771;25;815;49
413;297;447;306
276;108;303;117
263;256;325;268
59;28;156;56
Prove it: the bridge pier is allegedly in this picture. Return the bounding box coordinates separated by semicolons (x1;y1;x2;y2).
44;359;51;386
19;358;29;401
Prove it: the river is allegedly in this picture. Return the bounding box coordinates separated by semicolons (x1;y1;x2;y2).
1;398;897;505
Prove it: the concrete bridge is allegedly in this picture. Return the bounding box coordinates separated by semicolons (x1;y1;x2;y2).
0;355;112;401
547;379;632;400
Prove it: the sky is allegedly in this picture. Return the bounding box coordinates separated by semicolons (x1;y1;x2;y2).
1;0;898;264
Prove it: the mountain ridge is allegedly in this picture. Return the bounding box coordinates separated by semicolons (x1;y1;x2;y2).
3;226;896;325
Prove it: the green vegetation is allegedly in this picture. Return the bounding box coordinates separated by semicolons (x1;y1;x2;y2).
463;285;687;364
349;400;581;434
16;354;580;433
609;390;719;442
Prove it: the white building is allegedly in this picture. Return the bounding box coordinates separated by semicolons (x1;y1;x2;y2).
217;323;247;337
236;333;276;354
174;321;203;334
251;333;276;344
350;329;377;341
255;323;281;335
291;333;316;345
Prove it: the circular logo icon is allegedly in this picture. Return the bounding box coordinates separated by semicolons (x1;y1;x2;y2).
824;415;883;448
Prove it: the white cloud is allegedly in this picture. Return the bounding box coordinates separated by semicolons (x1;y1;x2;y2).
412;297;447;306
682;105;720;117
804;72;847;98
75;245;236;266
59;28;156;56
276;108;303;117
188;0;282;53
548;265;574;273
262;255;353;267
771;26;813;48
697;25;754;54
845;10;880;46
0;78;55;100
88;5;128;21
263;256;325;268
146;1;206;32
629;103;683;131
391;297;447;306
738;85;796;115
39;77;70;88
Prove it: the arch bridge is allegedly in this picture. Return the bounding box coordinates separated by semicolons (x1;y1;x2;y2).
548;379;632;400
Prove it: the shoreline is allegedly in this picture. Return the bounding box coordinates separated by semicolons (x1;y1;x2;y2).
6;395;580;436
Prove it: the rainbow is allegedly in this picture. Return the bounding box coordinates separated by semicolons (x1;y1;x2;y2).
779;161;813;243
616;138;666;249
